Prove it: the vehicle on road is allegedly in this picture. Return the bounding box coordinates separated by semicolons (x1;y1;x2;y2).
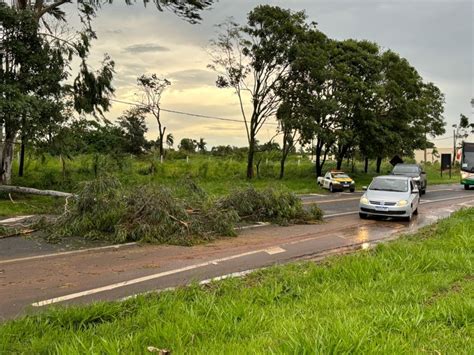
317;170;355;192
359;175;420;221
390;163;427;195
461;142;474;190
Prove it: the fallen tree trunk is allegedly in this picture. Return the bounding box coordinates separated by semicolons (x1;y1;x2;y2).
0;185;75;198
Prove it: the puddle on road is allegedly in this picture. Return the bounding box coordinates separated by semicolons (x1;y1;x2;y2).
340;200;474;247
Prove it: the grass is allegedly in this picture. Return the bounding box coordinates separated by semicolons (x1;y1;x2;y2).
1;153;460;217
1;208;472;353
0;195;63;217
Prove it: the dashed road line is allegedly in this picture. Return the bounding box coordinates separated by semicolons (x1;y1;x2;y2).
32;249;266;307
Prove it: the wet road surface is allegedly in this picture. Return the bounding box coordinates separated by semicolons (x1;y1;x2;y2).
0;184;473;320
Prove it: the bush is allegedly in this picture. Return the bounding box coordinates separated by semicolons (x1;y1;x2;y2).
51;180;322;245
53;177;238;245
218;187;323;225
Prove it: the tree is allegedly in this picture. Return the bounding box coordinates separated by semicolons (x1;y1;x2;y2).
196;138;207;153
137;74;171;158
453;113;474;164
166;133;174;150
117;107;149;155
1;0;214;184
179;138;196;153
283;29;336;177
208;5;308;179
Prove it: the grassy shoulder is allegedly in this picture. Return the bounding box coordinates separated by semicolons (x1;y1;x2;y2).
1;208;472;353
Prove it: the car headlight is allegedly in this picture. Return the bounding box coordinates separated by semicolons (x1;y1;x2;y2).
396;200;408;207
461;171;470;179
360;197;369;204
412;177;420;181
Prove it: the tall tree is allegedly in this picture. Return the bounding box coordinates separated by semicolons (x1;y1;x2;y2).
208;5;308;179
117;107;149;155
136;74;171;158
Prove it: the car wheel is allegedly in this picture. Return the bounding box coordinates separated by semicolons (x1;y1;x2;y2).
403;213;412;222
350;188;355;193
413;207;418;215
329;184;334;193
421;187;426;195
465;184;470;190
359;213;368;219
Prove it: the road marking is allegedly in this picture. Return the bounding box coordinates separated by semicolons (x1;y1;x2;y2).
322;196;474;219
324;211;359;218
420;196;472;205
0;242;137;265
31;249;266;307
265;246;286;255
303;197;360;205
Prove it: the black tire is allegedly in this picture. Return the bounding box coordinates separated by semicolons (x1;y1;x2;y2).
350;188;355;193
403;213;412;222
465;184;470;190
413;207;418;215
421;188;426;195
329;184;334;193
359;213;368;219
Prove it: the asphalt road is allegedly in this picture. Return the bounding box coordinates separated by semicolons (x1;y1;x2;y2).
0;184;473;320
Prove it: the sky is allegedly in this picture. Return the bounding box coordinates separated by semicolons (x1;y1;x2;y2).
66;0;473;149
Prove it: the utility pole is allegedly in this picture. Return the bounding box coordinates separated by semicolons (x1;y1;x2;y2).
453;127;457;166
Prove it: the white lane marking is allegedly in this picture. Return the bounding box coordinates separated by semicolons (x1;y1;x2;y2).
0;243;137;265
300;193;326;197
0;215;34;224
32;249;265;307
323;196;474;218
420;196;471;205
121;269;259;301
265;246;286;255
236;222;270;230
303;197;360;205
324;211;359;218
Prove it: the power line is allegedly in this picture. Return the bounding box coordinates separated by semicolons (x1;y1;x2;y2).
110;98;280;126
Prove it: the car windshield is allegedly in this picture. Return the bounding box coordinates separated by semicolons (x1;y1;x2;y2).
333;173;349;178
393;165;419;174
369;178;408;192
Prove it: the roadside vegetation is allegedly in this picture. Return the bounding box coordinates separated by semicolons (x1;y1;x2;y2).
0;153;460;218
1;208;472;353
43;177;322;245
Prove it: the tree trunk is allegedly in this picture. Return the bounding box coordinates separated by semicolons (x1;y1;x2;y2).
364;157;369;173
0;133;15;185
376;157;382;173
0;185;74;197
246;135;255;179
18;140;25;177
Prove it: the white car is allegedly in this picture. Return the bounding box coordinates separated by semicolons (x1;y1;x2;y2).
359;175;420;221
317;171;355;193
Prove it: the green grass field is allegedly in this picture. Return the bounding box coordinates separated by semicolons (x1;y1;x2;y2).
1;208;472;353
1;153;460;217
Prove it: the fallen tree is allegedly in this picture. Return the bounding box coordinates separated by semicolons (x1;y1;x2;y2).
0;185;75;198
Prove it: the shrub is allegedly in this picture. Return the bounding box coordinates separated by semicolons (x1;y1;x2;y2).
53;177;238;245
51;180;322;245
217;187;323;225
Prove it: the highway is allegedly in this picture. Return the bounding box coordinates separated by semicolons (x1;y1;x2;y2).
0;184;472;320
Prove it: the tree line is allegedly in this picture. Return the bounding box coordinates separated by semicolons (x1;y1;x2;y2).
208;5;446;179
1;2;446;184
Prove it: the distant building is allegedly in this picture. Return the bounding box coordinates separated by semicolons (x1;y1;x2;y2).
414;148;458;164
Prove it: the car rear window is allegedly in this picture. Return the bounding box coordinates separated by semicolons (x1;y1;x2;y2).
393;165;419;174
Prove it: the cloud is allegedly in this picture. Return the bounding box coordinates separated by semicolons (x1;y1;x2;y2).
168;69;217;89
123;43;170;54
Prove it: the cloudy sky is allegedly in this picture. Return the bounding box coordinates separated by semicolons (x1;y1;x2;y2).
68;0;473;148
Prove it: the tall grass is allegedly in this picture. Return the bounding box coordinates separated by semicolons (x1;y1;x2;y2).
10;153;460;195
1;208;472;353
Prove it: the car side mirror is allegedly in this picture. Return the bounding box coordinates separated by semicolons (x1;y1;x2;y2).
421;171;426;175
362;186;368;191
